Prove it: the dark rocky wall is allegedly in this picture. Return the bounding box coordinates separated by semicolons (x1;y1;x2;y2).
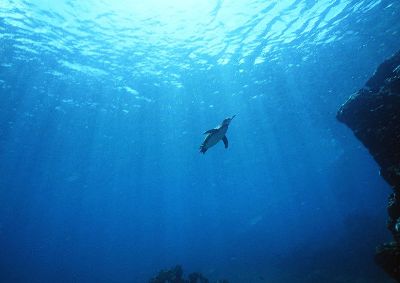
337;50;400;281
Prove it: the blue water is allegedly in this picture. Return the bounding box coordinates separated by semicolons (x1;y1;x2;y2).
1;0;400;282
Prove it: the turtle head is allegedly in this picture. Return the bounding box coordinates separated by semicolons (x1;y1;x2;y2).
222;115;236;126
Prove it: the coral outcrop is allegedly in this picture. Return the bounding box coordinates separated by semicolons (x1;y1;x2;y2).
148;265;228;283
337;50;400;281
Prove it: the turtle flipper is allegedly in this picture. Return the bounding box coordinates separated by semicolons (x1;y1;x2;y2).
222;135;228;148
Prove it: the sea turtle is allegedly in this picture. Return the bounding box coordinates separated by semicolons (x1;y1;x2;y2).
200;115;236;154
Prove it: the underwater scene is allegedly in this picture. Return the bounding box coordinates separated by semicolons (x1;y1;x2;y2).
1;0;400;282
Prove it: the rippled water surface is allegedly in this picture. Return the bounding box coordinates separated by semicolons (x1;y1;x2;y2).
2;0;399;96
1;1;400;283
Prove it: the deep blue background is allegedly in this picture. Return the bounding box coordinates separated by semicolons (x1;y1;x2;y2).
1;0;400;282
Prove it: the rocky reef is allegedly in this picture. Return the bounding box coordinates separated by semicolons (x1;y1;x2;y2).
337;50;400;281
148;265;228;283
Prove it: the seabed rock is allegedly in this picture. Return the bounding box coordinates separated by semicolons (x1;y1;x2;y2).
337;49;400;282
148;265;228;283
148;265;185;283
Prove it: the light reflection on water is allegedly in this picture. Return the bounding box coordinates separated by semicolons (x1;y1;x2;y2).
0;0;398;99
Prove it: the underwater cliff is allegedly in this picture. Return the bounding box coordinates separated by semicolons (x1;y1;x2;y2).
337;50;400;281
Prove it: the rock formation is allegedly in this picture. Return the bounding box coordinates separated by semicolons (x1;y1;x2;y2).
337;50;400;281
148;265;228;283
